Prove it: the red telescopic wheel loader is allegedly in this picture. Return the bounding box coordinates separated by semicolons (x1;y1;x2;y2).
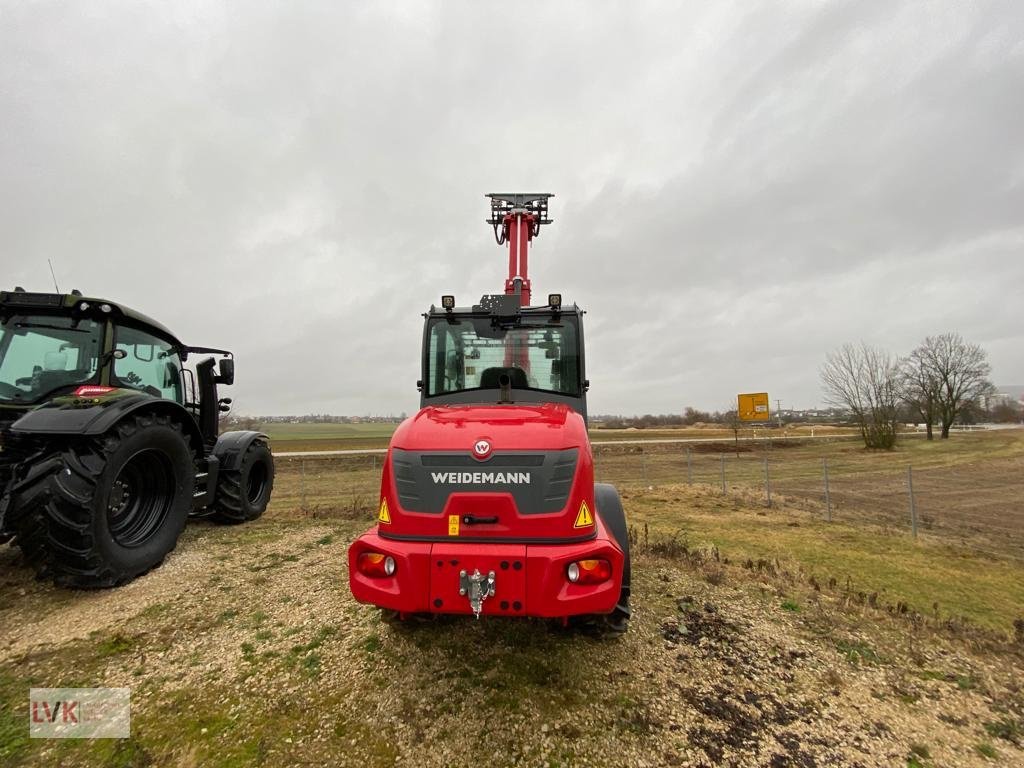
348;194;631;633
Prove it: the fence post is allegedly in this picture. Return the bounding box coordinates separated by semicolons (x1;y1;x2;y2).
686;447;692;484
641;451;647;484
822;457;832;522
720;455;726;493
763;457;771;507
907;465;918;538
300;459;307;510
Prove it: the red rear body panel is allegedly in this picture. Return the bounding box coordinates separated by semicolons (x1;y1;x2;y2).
348;403;624;619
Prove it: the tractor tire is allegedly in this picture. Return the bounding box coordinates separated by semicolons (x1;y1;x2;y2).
594;482;631;635
211;441;274;524
12;413;194;588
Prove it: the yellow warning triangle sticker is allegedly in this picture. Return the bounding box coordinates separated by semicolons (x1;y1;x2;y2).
574;501;594;528
377;498;391;524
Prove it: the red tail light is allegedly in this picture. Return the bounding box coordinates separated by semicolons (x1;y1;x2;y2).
74;385;117;397
357;552;396;578
566;558;611;584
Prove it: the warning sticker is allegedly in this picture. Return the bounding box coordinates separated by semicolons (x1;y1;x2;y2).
574;501;594;528
448;515;460;536
378;498;391;524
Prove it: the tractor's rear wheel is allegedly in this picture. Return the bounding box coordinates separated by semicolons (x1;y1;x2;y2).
211;441;274;524
12;414;193;588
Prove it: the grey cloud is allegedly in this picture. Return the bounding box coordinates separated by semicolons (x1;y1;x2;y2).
2;1;1021;415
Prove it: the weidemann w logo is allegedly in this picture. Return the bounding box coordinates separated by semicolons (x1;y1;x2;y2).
431;471;531;484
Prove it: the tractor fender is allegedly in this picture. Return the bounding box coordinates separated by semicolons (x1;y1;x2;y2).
11;393;205;453
212;430;270;472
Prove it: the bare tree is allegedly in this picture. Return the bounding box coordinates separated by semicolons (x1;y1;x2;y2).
901;345;941;440
914;333;993;439
720;406;742;456
820;343;902;449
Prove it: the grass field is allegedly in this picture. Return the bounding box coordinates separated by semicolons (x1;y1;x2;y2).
270;433;1024;632
595;429;1024;560
259;423;398;452
2;477;1022;766
271;428;1024;559
2;430;1022;766
261;421;862;452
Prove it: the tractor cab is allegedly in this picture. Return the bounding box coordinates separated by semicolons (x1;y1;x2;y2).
0;288;233;446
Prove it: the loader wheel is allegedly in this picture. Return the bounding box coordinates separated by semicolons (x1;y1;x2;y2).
594;482;631;635
211;441;274;524
12;414;193;588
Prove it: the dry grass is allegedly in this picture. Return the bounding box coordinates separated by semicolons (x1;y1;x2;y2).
626;484;1024;633
595;430;1024;558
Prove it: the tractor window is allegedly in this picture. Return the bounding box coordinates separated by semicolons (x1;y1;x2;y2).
0;315;104;402
112;326;184;403
425;315;581;397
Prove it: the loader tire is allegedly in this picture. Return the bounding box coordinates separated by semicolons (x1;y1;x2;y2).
211;441;274;524
594;482;631;635
12;413;193;588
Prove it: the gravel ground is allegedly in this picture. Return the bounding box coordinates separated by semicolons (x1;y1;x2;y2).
1;511;1022;767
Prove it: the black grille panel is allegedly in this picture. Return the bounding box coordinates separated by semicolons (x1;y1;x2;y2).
391;448;579;514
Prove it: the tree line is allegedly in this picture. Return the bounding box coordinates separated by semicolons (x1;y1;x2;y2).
821;332;996;449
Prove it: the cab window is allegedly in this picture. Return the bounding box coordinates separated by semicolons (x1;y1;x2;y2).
0;315;103;403
113;326;183;403
425;315;581;397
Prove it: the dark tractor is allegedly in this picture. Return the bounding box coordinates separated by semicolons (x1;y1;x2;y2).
0;288;275;588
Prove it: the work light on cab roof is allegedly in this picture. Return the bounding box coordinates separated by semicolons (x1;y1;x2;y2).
348;193;631;633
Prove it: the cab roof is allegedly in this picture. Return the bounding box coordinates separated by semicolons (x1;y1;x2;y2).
0;289;184;347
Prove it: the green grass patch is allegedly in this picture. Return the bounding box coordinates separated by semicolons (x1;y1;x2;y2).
835;639;880;666
976;742;998;759
630;485;1024;632
984;717;1022;744
96;634;134;657
909;743;930;759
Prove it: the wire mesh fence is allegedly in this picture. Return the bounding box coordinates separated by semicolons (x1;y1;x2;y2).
272;437;1024;560
592;442;1024;560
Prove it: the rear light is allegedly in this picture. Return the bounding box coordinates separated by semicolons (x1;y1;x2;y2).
566;558;611;585
74;385;117;397
357;552;396;578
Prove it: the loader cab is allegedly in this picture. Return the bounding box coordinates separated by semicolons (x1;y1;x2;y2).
419;294;588;421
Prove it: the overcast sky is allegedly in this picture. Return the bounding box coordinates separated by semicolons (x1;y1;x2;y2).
2;2;1022;416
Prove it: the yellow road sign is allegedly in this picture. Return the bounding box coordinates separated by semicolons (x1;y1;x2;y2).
738;392;770;422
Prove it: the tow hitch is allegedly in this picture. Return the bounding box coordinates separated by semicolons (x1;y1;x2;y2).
459;569;496;618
